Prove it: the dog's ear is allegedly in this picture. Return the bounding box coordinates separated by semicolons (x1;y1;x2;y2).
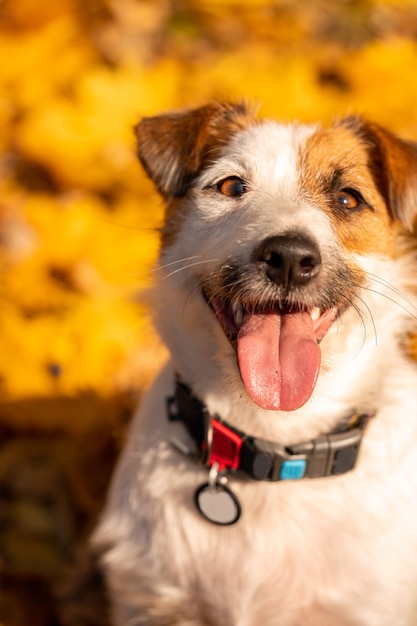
135;101;254;198
341;116;417;231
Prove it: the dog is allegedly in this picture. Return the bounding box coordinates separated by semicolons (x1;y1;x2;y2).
93;101;417;625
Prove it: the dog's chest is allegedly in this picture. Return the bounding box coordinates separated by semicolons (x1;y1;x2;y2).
97;361;417;625
123;409;417;626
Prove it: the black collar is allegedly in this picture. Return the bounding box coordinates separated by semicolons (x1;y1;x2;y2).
167;378;371;482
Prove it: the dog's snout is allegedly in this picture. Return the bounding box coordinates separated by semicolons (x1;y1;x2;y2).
257;233;322;290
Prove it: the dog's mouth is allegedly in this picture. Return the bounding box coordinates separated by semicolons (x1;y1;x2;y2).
207;296;338;412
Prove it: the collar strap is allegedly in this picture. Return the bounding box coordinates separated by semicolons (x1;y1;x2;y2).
167;379;370;481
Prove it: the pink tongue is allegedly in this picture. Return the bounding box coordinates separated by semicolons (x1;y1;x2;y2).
237;311;321;411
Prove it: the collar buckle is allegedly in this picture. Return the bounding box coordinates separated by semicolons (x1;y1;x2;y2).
206;419;243;472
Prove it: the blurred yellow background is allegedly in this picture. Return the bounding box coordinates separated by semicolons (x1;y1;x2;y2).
1;0;417;624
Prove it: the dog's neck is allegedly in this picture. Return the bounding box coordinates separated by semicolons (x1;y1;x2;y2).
168;377;371;482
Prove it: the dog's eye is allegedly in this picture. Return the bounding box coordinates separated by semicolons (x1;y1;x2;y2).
336;189;364;211
217;177;246;197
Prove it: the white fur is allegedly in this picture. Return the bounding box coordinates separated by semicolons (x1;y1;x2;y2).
93;119;417;625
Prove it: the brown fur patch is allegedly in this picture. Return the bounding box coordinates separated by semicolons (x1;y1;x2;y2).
341;116;417;231
299;124;403;258
136;101;256;247
136;101;255;198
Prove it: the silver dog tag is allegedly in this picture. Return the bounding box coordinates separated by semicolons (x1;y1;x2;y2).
195;483;241;526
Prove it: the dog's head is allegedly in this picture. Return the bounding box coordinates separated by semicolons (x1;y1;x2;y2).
136;102;417;413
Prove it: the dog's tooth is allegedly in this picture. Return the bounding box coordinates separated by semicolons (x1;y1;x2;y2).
234;306;244;327
311;307;321;321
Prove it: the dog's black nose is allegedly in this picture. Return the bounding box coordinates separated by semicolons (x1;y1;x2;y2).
257;233;322;290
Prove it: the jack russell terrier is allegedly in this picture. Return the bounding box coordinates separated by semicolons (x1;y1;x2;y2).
93;102;417;625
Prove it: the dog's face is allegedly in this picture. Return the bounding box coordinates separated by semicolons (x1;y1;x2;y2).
136;102;417;413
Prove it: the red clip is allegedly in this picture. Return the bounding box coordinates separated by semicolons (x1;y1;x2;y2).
208;419;242;471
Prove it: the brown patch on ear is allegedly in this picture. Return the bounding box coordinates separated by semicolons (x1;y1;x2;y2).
135;101;255;198
340;116;417;231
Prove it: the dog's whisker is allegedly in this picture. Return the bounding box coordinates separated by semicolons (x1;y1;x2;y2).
364;271;417;312
127;257;205;280
182;281;206;321
358;284;417;323
352;294;377;350
161;258;219;280
157;256;203;271
125;268;154;280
